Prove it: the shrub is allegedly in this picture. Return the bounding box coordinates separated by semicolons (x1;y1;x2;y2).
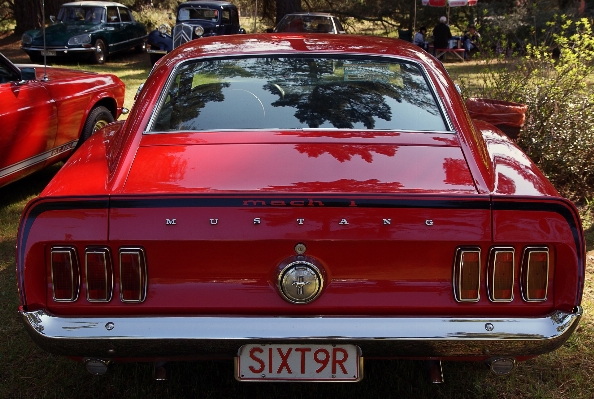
457;17;594;202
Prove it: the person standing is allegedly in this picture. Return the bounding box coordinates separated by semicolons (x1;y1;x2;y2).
432;16;452;54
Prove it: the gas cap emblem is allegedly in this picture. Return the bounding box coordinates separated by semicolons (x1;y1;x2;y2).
278;261;323;304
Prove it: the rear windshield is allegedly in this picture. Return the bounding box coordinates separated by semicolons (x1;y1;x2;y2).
148;56;448;132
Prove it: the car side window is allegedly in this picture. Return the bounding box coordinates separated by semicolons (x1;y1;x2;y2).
0;63;19;83
118;7;132;22
334;19;344;32
231;9;239;25
221;10;230;24
107;7;120;23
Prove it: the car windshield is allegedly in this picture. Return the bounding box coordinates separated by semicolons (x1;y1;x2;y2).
276;15;335;33
57;6;105;24
149;55;448;132
177;6;219;22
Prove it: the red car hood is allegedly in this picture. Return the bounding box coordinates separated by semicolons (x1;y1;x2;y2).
122;131;477;195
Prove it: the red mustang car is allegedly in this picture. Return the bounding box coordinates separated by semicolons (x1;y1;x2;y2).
0;52;125;188
16;34;584;382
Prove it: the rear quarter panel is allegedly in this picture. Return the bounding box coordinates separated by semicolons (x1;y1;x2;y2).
41;69;125;147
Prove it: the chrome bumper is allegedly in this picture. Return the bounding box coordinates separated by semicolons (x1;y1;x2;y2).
21;46;96;54
20;308;582;359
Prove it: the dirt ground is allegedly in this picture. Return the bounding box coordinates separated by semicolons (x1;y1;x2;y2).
0;32;30;63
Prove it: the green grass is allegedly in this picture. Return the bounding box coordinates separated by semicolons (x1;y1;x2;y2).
1;49;594;398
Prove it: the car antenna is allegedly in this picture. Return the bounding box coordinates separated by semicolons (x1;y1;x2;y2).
42;0;48;81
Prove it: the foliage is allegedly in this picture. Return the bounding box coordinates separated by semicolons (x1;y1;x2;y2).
457;16;594;202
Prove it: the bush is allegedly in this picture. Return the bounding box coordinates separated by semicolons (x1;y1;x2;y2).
457;16;594;202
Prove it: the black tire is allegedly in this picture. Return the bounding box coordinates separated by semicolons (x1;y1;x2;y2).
149;52;164;66
77;106;114;148
28;53;43;63
92;39;107;64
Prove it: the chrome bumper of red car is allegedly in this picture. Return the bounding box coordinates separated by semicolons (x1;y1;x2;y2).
20;307;581;359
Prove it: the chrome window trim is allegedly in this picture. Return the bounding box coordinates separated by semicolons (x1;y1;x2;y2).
50;246;79;302
487;247;515;303
453;247;481;303
119;247;148;303
85;247;113;303
143;53;454;134
521;246;549;302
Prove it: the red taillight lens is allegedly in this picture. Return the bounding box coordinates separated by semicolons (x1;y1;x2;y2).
488;248;514;302
522;247;549;302
119;247;147;302
454;248;481;302
85;247;113;302
50;247;79;302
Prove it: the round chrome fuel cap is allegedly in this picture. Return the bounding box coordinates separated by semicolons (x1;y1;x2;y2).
278;261;323;304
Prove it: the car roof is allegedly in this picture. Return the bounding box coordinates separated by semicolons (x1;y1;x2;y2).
164;33;435;63
62;1;127;7
281;12;337;17
178;1;238;7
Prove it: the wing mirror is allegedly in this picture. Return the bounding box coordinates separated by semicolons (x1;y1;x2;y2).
20;67;36;81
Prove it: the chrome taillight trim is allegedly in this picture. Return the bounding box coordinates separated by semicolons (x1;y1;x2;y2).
50;246;80;302
119;247;147;303
487;247;515;303
521;246;549;302
453;247;481;302
85;247;113;303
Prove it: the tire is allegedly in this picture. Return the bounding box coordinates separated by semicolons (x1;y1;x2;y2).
149;52;164;66
77;106;114;148
92;39;107;64
28;53;43;63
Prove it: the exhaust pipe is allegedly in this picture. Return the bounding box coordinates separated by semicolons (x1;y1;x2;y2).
84;358;110;375
488;357;517;375
153;361;168;381
425;360;444;384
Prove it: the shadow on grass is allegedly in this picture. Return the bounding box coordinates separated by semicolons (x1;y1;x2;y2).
0;163;62;209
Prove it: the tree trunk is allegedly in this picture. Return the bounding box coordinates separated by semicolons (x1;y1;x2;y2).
275;0;301;25
14;0;68;34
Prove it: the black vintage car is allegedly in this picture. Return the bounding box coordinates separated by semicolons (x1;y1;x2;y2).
147;0;245;65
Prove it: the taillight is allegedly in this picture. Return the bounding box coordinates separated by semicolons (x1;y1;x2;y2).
119;247;147;303
488;248;514;302
521;247;549;302
85;247;113;302
453;247;481;302
50;247;80;302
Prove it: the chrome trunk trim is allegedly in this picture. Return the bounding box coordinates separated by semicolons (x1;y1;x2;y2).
20;307;581;359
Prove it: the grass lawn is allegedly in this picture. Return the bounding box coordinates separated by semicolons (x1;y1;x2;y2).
1;33;593;398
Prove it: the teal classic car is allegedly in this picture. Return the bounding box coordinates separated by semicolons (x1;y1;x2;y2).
21;1;147;64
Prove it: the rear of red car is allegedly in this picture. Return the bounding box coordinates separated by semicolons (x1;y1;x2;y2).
15;34;584;381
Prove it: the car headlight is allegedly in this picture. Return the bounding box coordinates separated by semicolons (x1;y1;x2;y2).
68;34;91;46
194;25;204;37
22;33;32;45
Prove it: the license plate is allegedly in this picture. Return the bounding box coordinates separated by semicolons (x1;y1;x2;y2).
235;344;363;382
41;50;56;56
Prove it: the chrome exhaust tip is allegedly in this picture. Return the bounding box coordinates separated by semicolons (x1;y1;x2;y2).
84;358;110;375
488;357;517;375
425;360;444;384
153;361;168;381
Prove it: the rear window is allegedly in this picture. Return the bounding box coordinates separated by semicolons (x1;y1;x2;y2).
148;56;448;132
